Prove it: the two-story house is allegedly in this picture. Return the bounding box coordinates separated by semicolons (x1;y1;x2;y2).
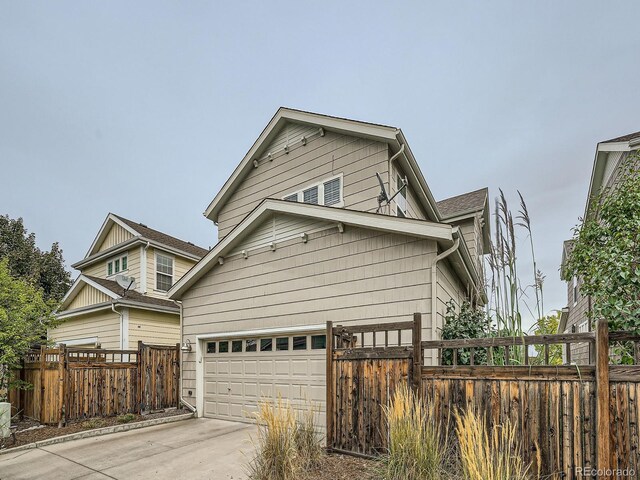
167;108;490;424
49;214;208;349
559;130;640;362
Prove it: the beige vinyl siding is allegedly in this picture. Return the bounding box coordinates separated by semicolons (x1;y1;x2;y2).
97;224;134;252
216;127;390;238
80;249;141;285
145;247;196;298
180;223;437;399
67;284;112;310
49;310;121;349
435;260;466;329
128;309;180;346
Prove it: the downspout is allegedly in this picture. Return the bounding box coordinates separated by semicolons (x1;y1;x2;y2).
430;234;461;351
387;144;405;215
111;302;124;350
175;299;196;414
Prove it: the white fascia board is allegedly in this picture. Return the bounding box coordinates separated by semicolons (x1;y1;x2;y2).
171;199;453;299
196;324;326;341
59;276;86;309
115;299;179;314
73;238;140;269
85;214;141;258
80;275;120;299
55;302;113;319
203;108;399;222
394;130;441;222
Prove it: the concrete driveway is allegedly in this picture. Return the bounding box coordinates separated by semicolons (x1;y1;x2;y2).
0;418;256;480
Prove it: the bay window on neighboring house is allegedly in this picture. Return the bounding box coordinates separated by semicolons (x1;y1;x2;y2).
156;252;174;291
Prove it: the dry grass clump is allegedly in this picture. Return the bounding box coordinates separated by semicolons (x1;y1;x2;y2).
455;409;538;480
247;398;323;480
381;384;449;480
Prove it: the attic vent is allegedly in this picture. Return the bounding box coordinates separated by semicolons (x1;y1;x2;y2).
187;242;195;246
139;223;147;228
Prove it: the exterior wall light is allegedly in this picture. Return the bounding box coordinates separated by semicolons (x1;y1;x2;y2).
181;339;192;353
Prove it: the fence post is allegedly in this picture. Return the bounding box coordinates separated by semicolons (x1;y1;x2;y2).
326;321;333;453
412;313;422;397
39;345;46;423
595;319;610;475
137;341;143;414
58;344;66;427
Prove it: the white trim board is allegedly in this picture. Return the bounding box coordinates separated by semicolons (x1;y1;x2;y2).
195;324;326;341
55;337;99;347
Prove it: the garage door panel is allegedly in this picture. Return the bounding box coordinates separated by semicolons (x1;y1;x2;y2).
244;360;257;374
203;333;326;430
259;361;273;375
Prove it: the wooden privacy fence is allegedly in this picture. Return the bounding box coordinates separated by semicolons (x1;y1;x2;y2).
10;342;180;425
326;315;640;478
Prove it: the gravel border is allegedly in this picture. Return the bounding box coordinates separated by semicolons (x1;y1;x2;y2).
0;412;194;455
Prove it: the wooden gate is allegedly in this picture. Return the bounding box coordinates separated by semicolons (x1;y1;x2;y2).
139;342;180;412
326;316;422;456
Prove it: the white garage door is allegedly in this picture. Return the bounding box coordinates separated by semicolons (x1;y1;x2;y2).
202;332;326;426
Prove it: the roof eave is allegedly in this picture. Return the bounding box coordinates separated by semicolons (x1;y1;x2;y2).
173;199;454;299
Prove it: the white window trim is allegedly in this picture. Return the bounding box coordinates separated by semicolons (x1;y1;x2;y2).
155;250;175;292
106;252;129;278
572;276;578;306
395;173;407;217
281;173;344;208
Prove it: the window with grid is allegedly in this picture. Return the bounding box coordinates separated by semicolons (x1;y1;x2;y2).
323;177;341;206
303;186;318;204
156;253;174;291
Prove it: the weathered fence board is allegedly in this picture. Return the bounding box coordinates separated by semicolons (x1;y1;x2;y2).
10;343;179;425
328;315;640;478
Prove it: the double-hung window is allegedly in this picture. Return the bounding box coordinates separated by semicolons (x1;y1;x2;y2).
156;253;174;291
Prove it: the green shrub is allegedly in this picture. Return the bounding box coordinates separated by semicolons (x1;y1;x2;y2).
81;418;107;429
116;413;136;424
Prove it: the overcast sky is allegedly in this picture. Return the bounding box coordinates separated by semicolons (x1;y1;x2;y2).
1;1;639;325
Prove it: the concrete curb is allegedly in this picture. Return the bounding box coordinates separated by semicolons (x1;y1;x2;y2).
0;412;195;456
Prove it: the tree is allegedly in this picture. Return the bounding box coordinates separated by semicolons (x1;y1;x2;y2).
563;153;640;332
0;215;71;302
0;260;59;400
530;312;562;365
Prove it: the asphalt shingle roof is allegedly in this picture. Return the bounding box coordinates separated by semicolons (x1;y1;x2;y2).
113;214;209;258
437;188;488;219
86;275;178;309
601;131;640;144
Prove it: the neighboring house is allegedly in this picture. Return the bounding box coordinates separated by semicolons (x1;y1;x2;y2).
168;107;490;424
49;213;208;349
559;130;640;362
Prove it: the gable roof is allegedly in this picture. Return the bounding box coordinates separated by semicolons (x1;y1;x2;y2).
75;213;208;269
170;198;481;300
601;130;640;144
584;129;640;218
437;188;488;219
58;274;178;316
112;215;209;258
203;107;442;224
